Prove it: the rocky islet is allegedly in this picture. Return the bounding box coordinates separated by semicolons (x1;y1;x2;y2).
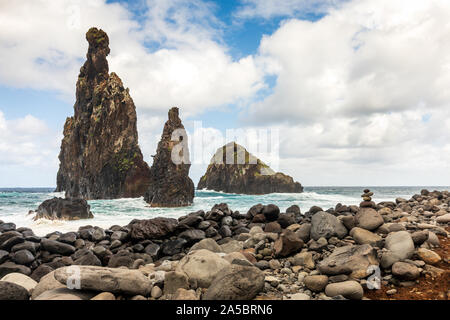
198;142;303;195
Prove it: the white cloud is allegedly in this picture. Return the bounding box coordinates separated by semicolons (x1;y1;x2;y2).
0;111;60;186
1;0;450;187
0;0;265;117
239;0;450;185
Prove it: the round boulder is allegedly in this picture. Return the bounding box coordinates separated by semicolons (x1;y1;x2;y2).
203;264;264;300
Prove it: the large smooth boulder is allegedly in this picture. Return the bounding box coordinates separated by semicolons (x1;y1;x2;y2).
175;249;230;288
31;271;65;300
34;197;93;220
129;218;178;241
54;266;152;296
310;212;347;240
203;265;264;300
355;208;384;230
0;281;30;300
381;231;415;268
0;273;37;294
325;281;363;300
318;244;379;279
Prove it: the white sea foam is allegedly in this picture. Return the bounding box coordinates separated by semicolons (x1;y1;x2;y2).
1;186;444;236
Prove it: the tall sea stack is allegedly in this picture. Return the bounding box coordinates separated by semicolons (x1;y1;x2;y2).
144;107;194;207
56;27;151;199
198;142;303;194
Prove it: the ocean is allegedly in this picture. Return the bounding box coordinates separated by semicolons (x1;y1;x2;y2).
0;186;448;236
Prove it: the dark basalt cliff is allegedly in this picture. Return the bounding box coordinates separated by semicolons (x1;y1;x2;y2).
144;107;194;207
198;142;303;194
55;27;151;199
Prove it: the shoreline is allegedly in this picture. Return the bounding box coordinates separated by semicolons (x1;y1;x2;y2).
2;186;448;237
0;188;449;300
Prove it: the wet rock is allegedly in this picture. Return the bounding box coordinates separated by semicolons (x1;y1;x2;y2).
74;252;102;266
0;281;30;300
30;264;54;282
0;236;24;251
277;213;296;228
41;239;76;255
11;249;35;265
0;262;31;278
263;204;280;222
0;250;9;264
129;218;178;241
161;238;187;256
144;243;161;259
0;223;16;232
34;198;93;221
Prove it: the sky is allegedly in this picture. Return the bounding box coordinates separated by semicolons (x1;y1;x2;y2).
1;0;450;187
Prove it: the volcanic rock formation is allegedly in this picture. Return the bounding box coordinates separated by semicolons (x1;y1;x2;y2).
198;142;303;194
55;27;151;199
144;107;194;207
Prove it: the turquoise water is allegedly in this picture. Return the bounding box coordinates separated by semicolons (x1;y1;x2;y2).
0;187;448;236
